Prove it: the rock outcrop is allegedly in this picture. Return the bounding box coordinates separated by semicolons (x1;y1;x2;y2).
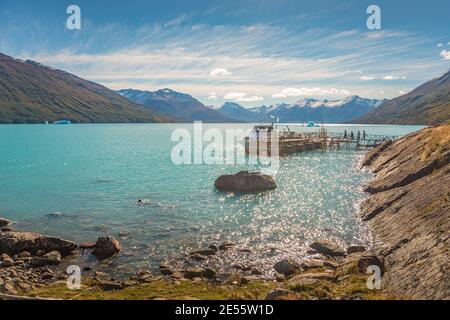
361;123;450;299
309;240;346;257
92;237;121;259
0;218;12;228
0;231;77;256
214;171;277;192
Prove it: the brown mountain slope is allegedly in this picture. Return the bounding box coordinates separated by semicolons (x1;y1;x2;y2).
0;53;171;123
352;70;450;125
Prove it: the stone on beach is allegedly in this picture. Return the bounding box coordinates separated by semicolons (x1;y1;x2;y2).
0;231;77;256
347;245;367;254
189;249;216;256
0;218;12;227
79;242;96;249
309;240;346;257
184;267;204;279
0;254;14;268
218;241;235;251
214;171;277;192
273;258;301;276
92;236;121;259
203;268;217;279
300;259;324;270
266;288;298;300
159;263;174;276
30;251;62;267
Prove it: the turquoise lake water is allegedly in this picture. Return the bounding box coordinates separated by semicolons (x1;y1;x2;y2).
0;123;424;276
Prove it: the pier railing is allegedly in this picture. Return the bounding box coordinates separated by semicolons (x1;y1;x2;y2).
244;130;401;156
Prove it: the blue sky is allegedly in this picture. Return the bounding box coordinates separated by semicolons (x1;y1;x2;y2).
0;0;449;107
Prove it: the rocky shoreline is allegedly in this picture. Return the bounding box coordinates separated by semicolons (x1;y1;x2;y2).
360;123;449;299
1;221;388;300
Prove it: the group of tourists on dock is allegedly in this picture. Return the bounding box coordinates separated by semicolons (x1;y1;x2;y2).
343;130;366;141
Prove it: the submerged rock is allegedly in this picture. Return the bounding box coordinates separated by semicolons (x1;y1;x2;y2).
310;240;346;257
214;171;277;192
0;231;77;256
92;236;121;259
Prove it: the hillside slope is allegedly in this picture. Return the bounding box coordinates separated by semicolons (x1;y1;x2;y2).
118;88;237;122
361;123;450;299
353;70;450;125
0;53;171;123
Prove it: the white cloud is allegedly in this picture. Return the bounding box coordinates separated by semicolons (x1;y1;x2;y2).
398;90;406;95
209;68;232;77
440;50;450;60
164;14;190;28
437;43;443;48
224;92;263;102
207;92;218;100
383;75;406;80
272;87;350;98
360;76;374;80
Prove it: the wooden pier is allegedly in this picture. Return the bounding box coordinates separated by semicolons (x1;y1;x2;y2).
244;125;400;156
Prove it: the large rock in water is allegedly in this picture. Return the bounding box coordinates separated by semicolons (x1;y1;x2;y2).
92;236;121;259
214;171;277;192
0;231;77;256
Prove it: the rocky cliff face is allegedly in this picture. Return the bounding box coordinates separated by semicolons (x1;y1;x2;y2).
361;123;449;299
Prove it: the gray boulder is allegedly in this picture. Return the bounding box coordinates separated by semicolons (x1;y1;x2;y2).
214;171;277;192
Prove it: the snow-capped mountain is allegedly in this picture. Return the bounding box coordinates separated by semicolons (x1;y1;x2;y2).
117;88;236;122
216;102;267;122
217;96;385;123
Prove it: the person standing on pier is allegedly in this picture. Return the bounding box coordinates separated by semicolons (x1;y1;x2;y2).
350;131;354;140
344;130;347;139
357;131;361;141
363;130;366;140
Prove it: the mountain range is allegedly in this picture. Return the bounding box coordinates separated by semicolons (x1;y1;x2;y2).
352;70;450;126
117;88;236;123
0;52;448;125
216;96;385;123
0;53;170;124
